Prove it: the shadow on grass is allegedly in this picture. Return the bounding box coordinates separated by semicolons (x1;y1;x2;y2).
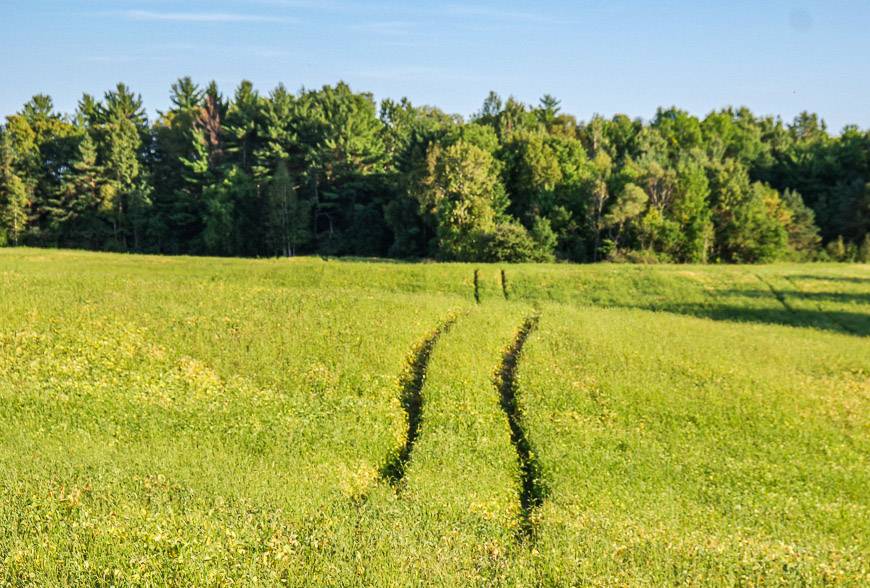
720;289;870;305
787;274;870;285
656;303;868;337
320;256;424;264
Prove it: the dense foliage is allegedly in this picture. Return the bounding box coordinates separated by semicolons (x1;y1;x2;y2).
1;80;868;262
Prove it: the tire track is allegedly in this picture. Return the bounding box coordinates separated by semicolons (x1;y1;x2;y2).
755;273;795;313
495;314;547;541
758;273;860;335
380;315;457;488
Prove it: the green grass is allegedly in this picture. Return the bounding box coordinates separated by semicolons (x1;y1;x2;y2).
0;249;867;586
518;305;868;585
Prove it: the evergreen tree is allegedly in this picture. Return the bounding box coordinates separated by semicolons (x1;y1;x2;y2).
781;189;821;259
90;84;148;249
56;132;107;246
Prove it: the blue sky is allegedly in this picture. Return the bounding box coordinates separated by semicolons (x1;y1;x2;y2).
2;1;869;130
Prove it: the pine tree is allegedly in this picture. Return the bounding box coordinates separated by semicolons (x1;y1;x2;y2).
90;84;147;249
54;132;107;245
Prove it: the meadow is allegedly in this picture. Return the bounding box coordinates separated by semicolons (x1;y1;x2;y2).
0;249;867;586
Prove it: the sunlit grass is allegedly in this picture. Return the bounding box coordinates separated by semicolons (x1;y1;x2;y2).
0;248;867;586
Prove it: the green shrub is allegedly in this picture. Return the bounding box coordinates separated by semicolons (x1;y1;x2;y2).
826;235;847;261
480;221;554;262
858;234;870;263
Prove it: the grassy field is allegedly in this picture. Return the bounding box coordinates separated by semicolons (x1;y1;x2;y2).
0;249;867;586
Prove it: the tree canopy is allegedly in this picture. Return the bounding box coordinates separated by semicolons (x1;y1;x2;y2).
1;80;868;262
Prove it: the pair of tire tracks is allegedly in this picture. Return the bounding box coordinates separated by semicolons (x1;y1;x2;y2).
472;269;511;303
379;310;545;543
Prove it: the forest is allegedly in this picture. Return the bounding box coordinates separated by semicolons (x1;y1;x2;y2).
0;78;868;263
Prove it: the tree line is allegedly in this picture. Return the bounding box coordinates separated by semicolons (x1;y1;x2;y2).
1;79;868;263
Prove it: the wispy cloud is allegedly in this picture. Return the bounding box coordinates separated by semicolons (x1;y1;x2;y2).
117;10;296;24
252;0;353;9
